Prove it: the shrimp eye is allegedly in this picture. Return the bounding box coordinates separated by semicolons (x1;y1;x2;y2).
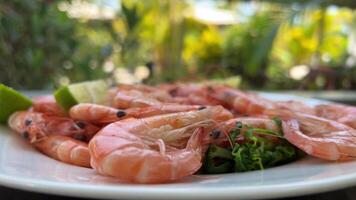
22;131;29;139
210;129;221;139
74;134;87;142
24;119;32;126
168;88;178;96
76;121;86;129
198;106;207;110
116;110;126;118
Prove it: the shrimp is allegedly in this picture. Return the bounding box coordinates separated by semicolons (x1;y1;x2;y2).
8;111;100;167
109;84;176;108
34;135;91;167
208;85;315;115
111;83;223;108
208;85;275;115
69;103;204;124
266;109;356;161
32;95;66;116
161;83;224;106
316;104;356;129
113;89;165;108
69;104;122;125
274;100;316;115
89;106;232;183
219;117;281;134
161;83;204;97
209;117;282;146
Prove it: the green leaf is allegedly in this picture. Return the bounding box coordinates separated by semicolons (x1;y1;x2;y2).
203;144;234;174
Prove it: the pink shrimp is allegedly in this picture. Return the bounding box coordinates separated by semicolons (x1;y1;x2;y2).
111;83;223;108
32;95;66;116
113;89;165;108
161;83;204;97
109;84;176;108
208;117;283;146
119;84;175;102
69;103;204;124
315;103;356;129
219;117;281;134
208;85;275;115
69;104;122;125
208;85;315;115
161;83;224;106
274;100;315;115
8;111;100;167
266;109;356;161
34;135;91;167
89;106;232;183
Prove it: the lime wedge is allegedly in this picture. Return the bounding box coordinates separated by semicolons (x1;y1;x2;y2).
54;80;108;111
0;84;32;124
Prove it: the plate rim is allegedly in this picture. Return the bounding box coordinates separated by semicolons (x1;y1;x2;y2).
0;168;355;200
0;92;355;199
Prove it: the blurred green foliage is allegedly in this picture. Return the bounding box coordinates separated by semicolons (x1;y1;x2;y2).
1;0;356;90
0;0;75;89
222;12;281;88
0;0;110;89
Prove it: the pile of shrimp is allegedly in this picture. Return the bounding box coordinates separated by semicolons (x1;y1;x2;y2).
7;83;356;183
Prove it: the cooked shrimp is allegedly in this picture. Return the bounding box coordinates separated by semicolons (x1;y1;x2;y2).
113;89;164;108
8;111;99;142
209;117;282;145
208;85;316;115
118;84;178;103
35;135;91;167
69;103;203;124
161;83;204;97
109;84;176;108
116;84;160;93
89;106;232;183
208;85;274;115
275;100;315;115
69;104;122;124
8;111;99;167
161;83;223;106
266;109;356;161
32;95;66;116
219;117;281;134
316;104;356;129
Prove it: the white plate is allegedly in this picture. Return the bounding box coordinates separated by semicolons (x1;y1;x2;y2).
0;93;355;200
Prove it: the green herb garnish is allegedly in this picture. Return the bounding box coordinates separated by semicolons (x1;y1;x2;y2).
203;144;234;174
202;120;298;174
228;121;243;148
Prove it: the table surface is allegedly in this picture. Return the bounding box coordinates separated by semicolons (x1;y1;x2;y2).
1;91;354;200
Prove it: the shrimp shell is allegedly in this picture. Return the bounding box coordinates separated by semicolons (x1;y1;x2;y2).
316;104;356;129
89;106;232;183
69;103;203;125
266;109;356;161
35;135;90;167
8;111;98;167
32;95;66;116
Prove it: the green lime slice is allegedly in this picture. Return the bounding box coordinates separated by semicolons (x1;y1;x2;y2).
0;84;32;124
54;80;108;111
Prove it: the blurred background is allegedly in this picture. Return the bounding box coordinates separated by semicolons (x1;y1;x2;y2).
1;0;356;96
